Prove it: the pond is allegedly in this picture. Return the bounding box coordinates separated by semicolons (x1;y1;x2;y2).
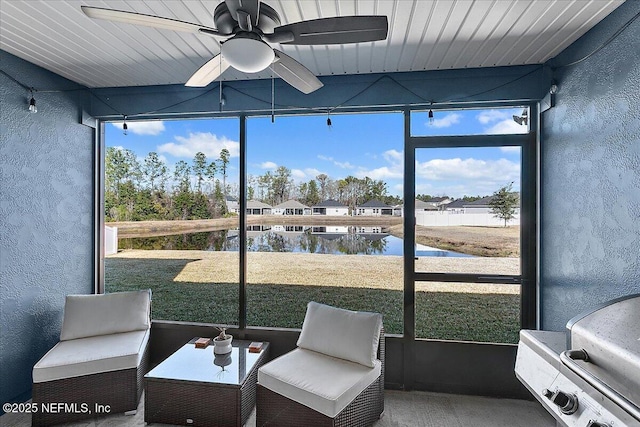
118;225;473;257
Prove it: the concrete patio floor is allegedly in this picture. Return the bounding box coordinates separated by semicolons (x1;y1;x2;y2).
1;389;554;426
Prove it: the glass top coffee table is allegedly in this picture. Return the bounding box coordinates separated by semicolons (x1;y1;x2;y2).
144;338;270;426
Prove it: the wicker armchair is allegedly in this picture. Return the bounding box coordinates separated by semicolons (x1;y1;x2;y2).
257;302;385;427
31;290;151;426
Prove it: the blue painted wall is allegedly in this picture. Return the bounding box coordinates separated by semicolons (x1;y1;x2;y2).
540;1;640;331
0;51;94;405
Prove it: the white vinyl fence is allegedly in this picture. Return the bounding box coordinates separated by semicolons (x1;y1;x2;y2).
105;226;118;255
415;211;519;227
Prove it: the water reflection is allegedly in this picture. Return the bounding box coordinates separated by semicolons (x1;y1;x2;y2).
119;229;236;251
118;224;471;257
246;225;388;255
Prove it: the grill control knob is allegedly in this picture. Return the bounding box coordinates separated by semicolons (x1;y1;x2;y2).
586;422;610;427
550;390;578;415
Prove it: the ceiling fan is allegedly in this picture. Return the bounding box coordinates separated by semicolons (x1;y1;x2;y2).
81;1;388;94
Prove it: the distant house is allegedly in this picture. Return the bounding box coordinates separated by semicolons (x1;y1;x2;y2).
311;226;349;238
415;199;439;212
225;195;239;214
356;226;384;235
422;197;452;207
272;225;308;233
246;200;272;215
444;199;467;213
464;194;520;214
272;200;311;215
390;200;440;216
356;199;393;216
312;199;349;216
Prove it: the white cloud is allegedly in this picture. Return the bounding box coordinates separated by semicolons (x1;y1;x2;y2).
476;110;511;124
285;168;327;183
112;121;165;136
416;157;520;183
354;149;404;180
291;169;306;179
485;119;528;134
304;168;323;177
415;182;481;199
317;155;354;169
336;161;355;169
356;166;403;180
383;149;403;164
260;161;278;169
157;132;239;158
430;113;461;128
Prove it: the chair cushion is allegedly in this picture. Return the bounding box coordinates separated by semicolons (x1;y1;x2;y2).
33;329;149;383
60;290;151;341
296;301;382;367
258;348;381;418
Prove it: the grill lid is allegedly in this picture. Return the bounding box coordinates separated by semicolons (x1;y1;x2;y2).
565;294;640;415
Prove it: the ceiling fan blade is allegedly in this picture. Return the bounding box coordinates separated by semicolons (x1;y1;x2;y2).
81;6;221;35
224;0;260;31
272;50;323;94
266;16;388;45
185;55;230;87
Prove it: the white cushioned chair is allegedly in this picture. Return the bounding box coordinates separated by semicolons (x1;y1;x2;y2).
31;290;151;426
257;301;385;427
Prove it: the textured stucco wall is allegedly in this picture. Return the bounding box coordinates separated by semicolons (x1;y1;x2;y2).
540;2;640;331
0;51;94;404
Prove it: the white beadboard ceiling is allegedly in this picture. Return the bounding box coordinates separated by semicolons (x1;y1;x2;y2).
0;0;624;88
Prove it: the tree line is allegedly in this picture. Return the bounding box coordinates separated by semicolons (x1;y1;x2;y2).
104;148;402;222
248;170;402;212
105;146;517;225
105;147;230;221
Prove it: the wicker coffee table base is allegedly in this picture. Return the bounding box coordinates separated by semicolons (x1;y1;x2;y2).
144;345;266;427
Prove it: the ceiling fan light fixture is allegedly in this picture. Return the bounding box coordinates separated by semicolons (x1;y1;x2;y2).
221;33;275;73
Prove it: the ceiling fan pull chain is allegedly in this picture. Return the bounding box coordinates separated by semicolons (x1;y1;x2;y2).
271;67;275;123
219;79;223;111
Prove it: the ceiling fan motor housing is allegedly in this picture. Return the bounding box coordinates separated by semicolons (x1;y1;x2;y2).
214;1;281;35
213;2;236;35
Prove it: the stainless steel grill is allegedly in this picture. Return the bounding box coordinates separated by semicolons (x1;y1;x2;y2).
515;294;640;427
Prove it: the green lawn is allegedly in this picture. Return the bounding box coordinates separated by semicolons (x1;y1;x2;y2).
106;257;520;344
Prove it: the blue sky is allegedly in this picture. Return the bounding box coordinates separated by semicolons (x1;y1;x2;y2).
106;107;525;198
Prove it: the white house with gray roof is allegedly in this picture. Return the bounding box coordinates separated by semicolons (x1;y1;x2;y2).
356;199;393;216
415;199;440;212
272;200;311;215
246;200;272;215
463;194;520;215
311;199;349;216
444;199;467;213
